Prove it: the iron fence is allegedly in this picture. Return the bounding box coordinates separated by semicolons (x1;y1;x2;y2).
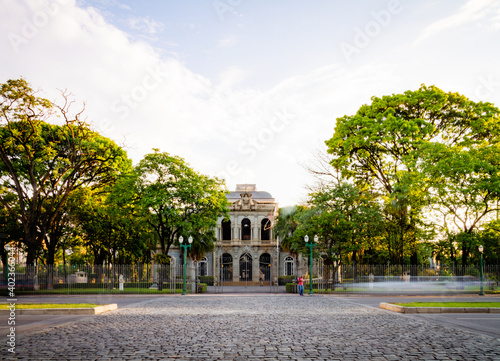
0;263;200;295
307;262;500;294
1;263;498;295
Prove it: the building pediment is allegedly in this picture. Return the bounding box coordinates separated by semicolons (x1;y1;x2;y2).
228;184;277;212
233;191;256;211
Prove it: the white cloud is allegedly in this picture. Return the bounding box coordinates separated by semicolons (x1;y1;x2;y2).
0;0;427;205
216;66;250;91
415;0;500;43
127;16;163;35
218;34;237;48
83;0;131;11
2;1;500;206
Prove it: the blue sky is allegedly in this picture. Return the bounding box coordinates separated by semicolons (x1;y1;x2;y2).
1;0;500;206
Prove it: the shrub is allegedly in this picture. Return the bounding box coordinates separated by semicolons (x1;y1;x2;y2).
278;275;296;285
198;283;207;293
286;283;297;293
198;276;214;286
153;253;171;265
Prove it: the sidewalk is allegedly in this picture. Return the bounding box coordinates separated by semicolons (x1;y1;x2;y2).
1;294;164;335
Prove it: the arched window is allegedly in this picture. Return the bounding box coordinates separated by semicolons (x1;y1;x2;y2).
259;253;271;281
198;257;208;277
284;256;294;276
261;218;271;240
222;219;231;240
241;218;251;240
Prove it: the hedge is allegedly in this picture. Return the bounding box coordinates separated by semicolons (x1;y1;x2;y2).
279;275;297;285
286;283;297;293
197;283;207;293
198;276;214;286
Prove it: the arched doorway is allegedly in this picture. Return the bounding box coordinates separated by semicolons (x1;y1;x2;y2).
259;253;271;283
241;218;251;240
284;256;294;276
221;253;233;282
198;257;208;277
239;253;252;282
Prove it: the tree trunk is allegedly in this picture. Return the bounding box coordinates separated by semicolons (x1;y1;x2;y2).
46;241;57;290
410;251;418;281
1;244;7;282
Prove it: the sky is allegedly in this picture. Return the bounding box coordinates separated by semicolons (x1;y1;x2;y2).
1;0;500;207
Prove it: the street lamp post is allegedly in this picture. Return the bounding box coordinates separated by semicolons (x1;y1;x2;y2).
179;235;193;295
305;235;318;295
479;245;485;296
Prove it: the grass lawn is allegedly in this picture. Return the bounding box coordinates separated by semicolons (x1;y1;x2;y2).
309;287;496;294
395;302;500;308
0;303;99;309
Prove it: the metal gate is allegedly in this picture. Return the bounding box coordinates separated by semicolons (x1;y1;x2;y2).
212;248;280;293
259;253;271;283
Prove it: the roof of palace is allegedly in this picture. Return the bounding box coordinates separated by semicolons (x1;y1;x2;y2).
226;184;274;201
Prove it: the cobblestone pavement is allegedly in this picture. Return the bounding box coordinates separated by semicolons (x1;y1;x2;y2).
3;295;500;360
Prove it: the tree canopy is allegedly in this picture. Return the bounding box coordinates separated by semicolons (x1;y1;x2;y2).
0;79;130;265
133;149;229;259
323;85;500;265
276;85;500;267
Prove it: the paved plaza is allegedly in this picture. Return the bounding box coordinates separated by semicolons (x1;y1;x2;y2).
3;294;500;360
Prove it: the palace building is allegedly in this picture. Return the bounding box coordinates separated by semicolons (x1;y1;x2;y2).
170;184;298;287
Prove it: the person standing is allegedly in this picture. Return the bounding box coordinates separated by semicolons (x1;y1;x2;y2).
297;275;304;296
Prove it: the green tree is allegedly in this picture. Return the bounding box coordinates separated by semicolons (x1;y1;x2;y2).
0;189;23;279
326;85;500;264
275;205;308;276
300;183;383;266
275;205;308;254
0;79;130;265
134;150;229;258
69;183;152;266
476;219;500;265
421;143;500;266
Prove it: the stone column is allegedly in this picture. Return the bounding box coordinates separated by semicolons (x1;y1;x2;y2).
188;258;196;293
297;254;307;277
233;253;239;283
253;253;259;283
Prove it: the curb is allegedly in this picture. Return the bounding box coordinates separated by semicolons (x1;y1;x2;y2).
380;302;500;314
0;303;118;315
